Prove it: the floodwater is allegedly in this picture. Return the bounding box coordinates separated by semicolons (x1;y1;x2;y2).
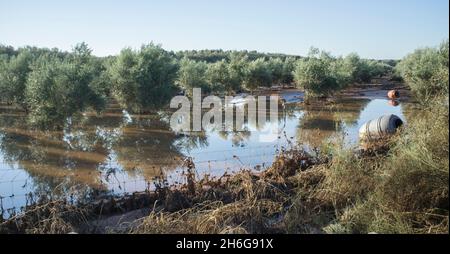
0;89;416;217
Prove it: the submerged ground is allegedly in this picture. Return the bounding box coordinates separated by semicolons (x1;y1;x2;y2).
0;82;411;215
0;82;447;234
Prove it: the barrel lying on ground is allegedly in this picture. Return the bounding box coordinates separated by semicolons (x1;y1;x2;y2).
359;114;403;142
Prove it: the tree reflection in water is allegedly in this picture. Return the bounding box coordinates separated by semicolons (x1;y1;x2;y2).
296;98;370;148
0;104;187;202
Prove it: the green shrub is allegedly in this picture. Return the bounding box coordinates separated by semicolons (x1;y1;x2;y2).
396;39;449;101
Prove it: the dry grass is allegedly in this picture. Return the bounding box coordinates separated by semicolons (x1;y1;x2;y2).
0;200;88;234
130;200;283;234
306;97;449;234
129;166;296;234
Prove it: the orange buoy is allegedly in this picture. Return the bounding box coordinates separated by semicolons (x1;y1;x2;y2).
387;90;400;99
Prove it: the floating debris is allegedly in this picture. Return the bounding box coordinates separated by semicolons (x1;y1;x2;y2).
388;90;400;99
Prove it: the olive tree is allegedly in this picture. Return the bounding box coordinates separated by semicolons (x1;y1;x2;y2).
267;58;284;85
108;48;140;111
281;57;296;85
293;48;343;98
25;43;107;128
176;57;209;96
69;42;108;111
243;58;272;91
0;45;17;58
205;60;228;93
396;39;449;101
0;51;33;108
227;53;248;92
341;53;392;83
109;43;178;112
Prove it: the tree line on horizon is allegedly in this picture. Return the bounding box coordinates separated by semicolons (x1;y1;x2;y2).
0;40;447;129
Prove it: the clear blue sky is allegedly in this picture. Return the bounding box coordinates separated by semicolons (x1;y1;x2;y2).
0;0;448;59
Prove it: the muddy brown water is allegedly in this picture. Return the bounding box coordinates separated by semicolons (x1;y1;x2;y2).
0;89;417;218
